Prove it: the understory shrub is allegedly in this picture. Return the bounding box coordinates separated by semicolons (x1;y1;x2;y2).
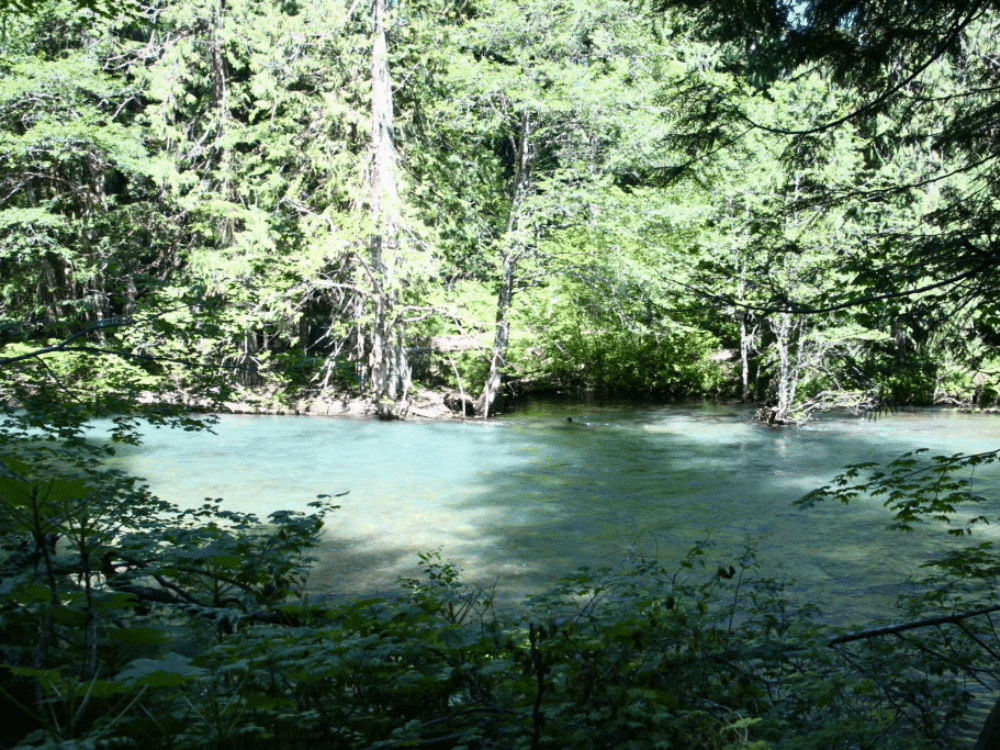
531;325;726;398
2;535;983;749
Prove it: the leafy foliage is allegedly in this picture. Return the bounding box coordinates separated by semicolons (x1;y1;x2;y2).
796;446;1000;747
798;448;1000;533
3;531;984;749
3;0;996;413
0;400;339;748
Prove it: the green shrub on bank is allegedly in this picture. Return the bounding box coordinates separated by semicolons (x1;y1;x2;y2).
531;324;726;398
511;276;728;398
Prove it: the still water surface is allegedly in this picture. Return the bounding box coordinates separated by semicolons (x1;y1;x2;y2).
115;403;1000;625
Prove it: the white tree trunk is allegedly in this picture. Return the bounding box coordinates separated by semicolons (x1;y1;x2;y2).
739;311;757;402
356;0;410;417
476;113;532;417
477;251;515;417
771;311;798;422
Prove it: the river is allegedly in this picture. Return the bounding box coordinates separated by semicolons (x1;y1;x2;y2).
113;402;1000;625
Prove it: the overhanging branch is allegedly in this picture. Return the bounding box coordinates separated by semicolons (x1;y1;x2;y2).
829;603;1000;645
683;259;992;315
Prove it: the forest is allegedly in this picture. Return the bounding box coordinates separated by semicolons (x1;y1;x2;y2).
4;0;1000;747
4;0;1000;423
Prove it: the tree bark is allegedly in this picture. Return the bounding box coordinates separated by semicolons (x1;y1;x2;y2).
477;250;515;417
476;112;532;418
354;0;410;417
209;0;235;247
771;311;794;421
739;311;756;401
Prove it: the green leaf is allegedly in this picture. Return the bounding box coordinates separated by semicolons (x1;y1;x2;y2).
107;626;171;645
117;653;206;687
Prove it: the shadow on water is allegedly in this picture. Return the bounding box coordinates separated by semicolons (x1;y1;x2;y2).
110;405;1000;625
446;406;943;623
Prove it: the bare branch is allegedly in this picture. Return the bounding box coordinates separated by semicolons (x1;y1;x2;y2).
829;604;1000;645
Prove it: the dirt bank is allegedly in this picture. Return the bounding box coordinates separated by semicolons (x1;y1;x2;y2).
211;385;468;420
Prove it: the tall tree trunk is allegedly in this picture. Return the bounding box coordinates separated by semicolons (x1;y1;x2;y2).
730;201;756;403
476;113;532;418
763;311;812;424
355;0;410;418
210;0;235;247
769;311;798;422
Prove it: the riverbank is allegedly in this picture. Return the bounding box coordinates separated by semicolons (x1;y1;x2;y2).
151;383;472;420
147;379;1000;424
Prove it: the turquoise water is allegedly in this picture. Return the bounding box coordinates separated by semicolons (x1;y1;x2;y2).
112;404;1000;624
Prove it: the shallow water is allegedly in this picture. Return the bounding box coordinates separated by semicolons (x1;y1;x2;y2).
112;403;1000;625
